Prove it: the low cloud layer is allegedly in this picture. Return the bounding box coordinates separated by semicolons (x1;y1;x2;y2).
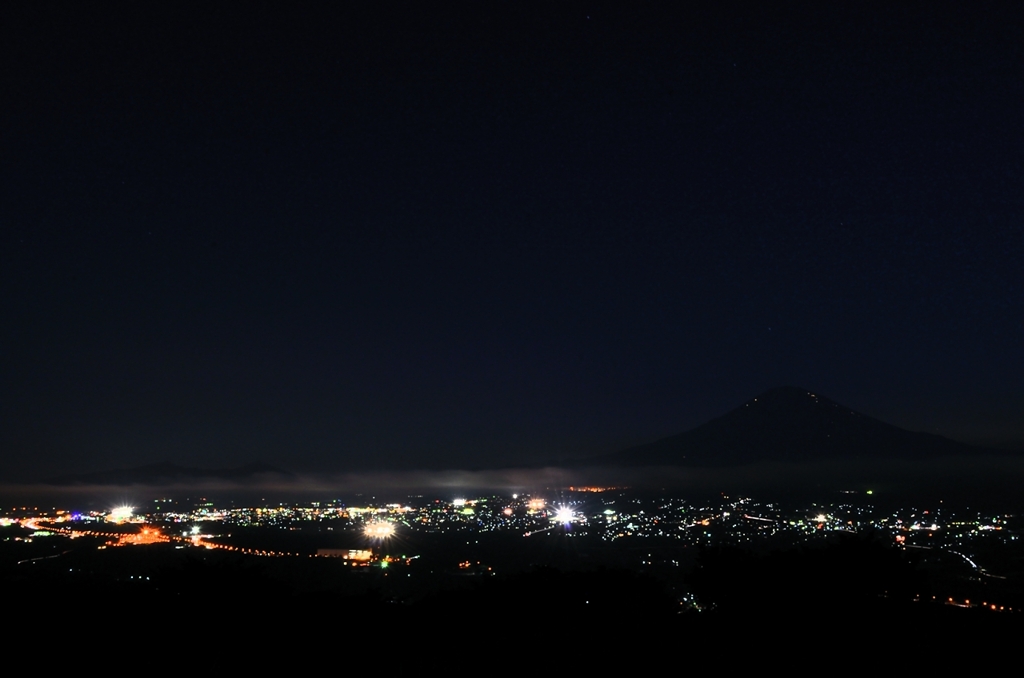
5;454;1024;510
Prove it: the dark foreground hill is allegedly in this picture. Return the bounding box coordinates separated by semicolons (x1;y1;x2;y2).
597;386;995;467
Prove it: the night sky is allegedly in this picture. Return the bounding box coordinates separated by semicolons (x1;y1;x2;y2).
3;3;1022;481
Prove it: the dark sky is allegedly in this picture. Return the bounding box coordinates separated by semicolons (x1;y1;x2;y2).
3;2;1022;480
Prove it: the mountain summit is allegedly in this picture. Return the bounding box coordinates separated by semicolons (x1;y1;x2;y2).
599;386;982;467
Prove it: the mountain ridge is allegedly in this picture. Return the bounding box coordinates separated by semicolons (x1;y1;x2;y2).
592;386;998;468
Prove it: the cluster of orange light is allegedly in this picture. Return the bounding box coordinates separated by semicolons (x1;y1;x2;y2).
110;527;168;546
38;523;304;558
942;596;1014;612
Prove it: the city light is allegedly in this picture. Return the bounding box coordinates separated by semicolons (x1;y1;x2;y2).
109;506;134;523
11;489;1018;617
365;521;395;539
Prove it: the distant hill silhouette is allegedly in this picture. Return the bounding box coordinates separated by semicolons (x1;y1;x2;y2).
42;462;292;486
596;386;994;467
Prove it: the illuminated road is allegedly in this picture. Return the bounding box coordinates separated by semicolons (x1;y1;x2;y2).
905;544;1007;580
17;550;71;565
30;522;306;558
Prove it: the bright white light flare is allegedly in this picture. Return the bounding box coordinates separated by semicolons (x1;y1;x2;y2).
364;522;395;539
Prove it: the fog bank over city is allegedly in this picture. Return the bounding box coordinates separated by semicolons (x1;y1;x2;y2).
6;454;1024;510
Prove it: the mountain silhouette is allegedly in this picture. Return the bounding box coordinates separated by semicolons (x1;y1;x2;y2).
598;386;988;467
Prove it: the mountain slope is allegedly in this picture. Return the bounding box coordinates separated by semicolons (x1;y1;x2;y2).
599;386;984;467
